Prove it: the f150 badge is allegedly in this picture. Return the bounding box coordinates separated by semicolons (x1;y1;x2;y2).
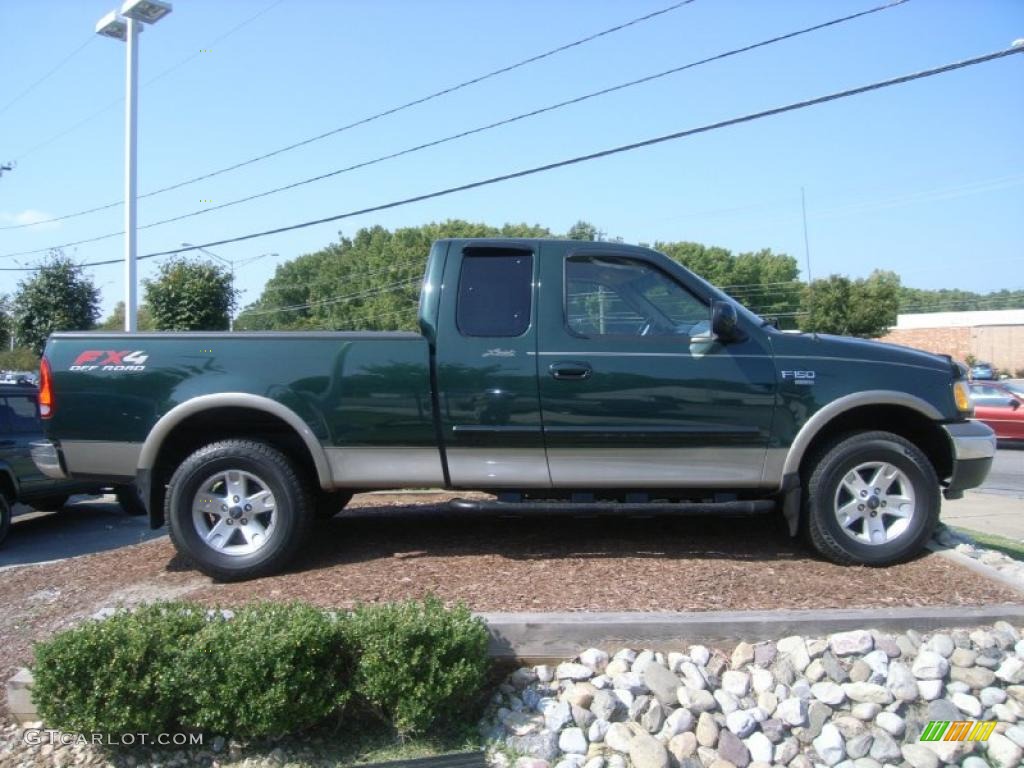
70;350;149;372
781;369;816;385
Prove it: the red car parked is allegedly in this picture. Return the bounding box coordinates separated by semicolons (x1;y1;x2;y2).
970;382;1024;442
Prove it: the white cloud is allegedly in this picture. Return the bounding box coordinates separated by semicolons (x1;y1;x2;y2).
0;209;61;230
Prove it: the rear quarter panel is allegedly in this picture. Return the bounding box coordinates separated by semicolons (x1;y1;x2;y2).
44;332;436;449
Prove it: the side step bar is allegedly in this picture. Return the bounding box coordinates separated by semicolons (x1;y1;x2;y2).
448;498;775;516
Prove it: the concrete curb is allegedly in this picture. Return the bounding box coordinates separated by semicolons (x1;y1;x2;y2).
479;604;1024;661
927;540;1024;596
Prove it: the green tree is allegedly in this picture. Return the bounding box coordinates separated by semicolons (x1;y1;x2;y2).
144;258;237;331
800;270;899;338
0;294;11;349
12;254;100;355
0;347;39;371
236;220;553;332
99;302;155;331
567;220;599;241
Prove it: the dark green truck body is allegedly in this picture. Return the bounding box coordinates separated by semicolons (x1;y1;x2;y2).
34;238;995;572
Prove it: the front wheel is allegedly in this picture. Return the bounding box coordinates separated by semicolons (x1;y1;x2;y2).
166;439;314;581
804;430;939;566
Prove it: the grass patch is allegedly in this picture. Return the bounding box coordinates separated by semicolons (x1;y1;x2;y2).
951;526;1024;562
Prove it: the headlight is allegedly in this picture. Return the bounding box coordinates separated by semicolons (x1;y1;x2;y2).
953;380;973;414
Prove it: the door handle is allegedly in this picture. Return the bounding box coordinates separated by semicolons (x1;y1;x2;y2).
549;361;592;380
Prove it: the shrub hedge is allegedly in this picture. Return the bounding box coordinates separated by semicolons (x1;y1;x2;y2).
31;598;490;739
344;596;491;735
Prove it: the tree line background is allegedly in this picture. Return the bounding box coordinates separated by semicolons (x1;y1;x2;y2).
1;218;1021;369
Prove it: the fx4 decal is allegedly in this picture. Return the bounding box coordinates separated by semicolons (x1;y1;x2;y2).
70;350;149;372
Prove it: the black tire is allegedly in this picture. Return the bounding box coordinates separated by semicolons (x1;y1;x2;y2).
803;430;939;566
0;492;11;547
166;439;314;581
29;494;70;512
115;484;147;516
315;490;353;519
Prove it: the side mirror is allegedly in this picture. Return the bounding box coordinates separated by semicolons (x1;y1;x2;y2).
1010;399;1021;410
711;300;743;343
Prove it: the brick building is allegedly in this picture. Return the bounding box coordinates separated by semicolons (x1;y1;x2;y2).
879;309;1024;374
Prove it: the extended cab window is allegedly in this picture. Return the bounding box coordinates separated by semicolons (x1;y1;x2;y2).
566;255;707;337
456;249;533;337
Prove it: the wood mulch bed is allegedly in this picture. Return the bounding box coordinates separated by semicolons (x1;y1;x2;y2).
1;492;1018;709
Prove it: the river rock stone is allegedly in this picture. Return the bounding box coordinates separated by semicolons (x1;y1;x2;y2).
831;631;873;656
668;732;697;762
641;701;665;733
812;723;845;766
573;704;596;730
730;642;754;669
917;679;944;700
777;697;808;726
811;681;846;706
886;660;918;702
912;651;950;680
560;729;588;755
580;649;610;672
996;657;1024;685
722;670;750;697
643;664;681;707
628;728;670;768
695;712;718;748
981;686;1008;707
605;723;634;754
846;731;873;759
716;730;750;768
743;732;772;765
874;711;904;737
589;719;610;743
725;710;756;738
510;732;560;761
822;652;849;683
927;634;955;658
927;698;962;722
951;665;997;690
778;636;811;673
951;691;983;717
590;690;621;721
753;642;776;666
774;737;799;765
986;733;1024;768
559;663;596;681
868;730;901;762
842;682;892;705
566;682;599;709
900;743;939;768
679;663;706;691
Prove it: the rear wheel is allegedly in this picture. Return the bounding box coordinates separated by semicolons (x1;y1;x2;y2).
166;439;314;581
804;430;939;566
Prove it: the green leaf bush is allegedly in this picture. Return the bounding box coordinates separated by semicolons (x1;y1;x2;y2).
31;602;207;734
344;596;491;736
31;598;490;739
180;602;352;738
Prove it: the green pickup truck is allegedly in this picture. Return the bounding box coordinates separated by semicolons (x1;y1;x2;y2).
32;238;995;580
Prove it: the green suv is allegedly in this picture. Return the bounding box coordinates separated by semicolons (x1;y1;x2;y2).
0;384;143;545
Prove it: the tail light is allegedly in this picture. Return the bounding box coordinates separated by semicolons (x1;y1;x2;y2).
39;356;54;418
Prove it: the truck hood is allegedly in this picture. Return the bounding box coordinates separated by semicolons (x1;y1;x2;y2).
770;330;953;374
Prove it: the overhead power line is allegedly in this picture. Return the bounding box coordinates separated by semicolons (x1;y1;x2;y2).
1;0;910;253
2;44;1020;273
10;0;287;164
0;36;96;118
2;0;699;231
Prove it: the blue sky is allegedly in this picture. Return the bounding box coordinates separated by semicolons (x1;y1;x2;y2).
1;0;1022;318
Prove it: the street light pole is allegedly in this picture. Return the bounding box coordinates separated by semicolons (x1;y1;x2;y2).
95;1;172;333
123;16;139;332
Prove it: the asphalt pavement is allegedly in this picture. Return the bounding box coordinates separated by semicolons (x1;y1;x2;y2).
0;495;163;569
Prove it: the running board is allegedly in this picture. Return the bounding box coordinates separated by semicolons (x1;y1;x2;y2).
448;498;775;516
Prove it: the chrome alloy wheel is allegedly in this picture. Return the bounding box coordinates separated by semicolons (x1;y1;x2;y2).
192;469;277;556
833;461;916;546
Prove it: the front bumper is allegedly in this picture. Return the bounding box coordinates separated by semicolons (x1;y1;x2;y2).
29;440;67;480
942;421;996;498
